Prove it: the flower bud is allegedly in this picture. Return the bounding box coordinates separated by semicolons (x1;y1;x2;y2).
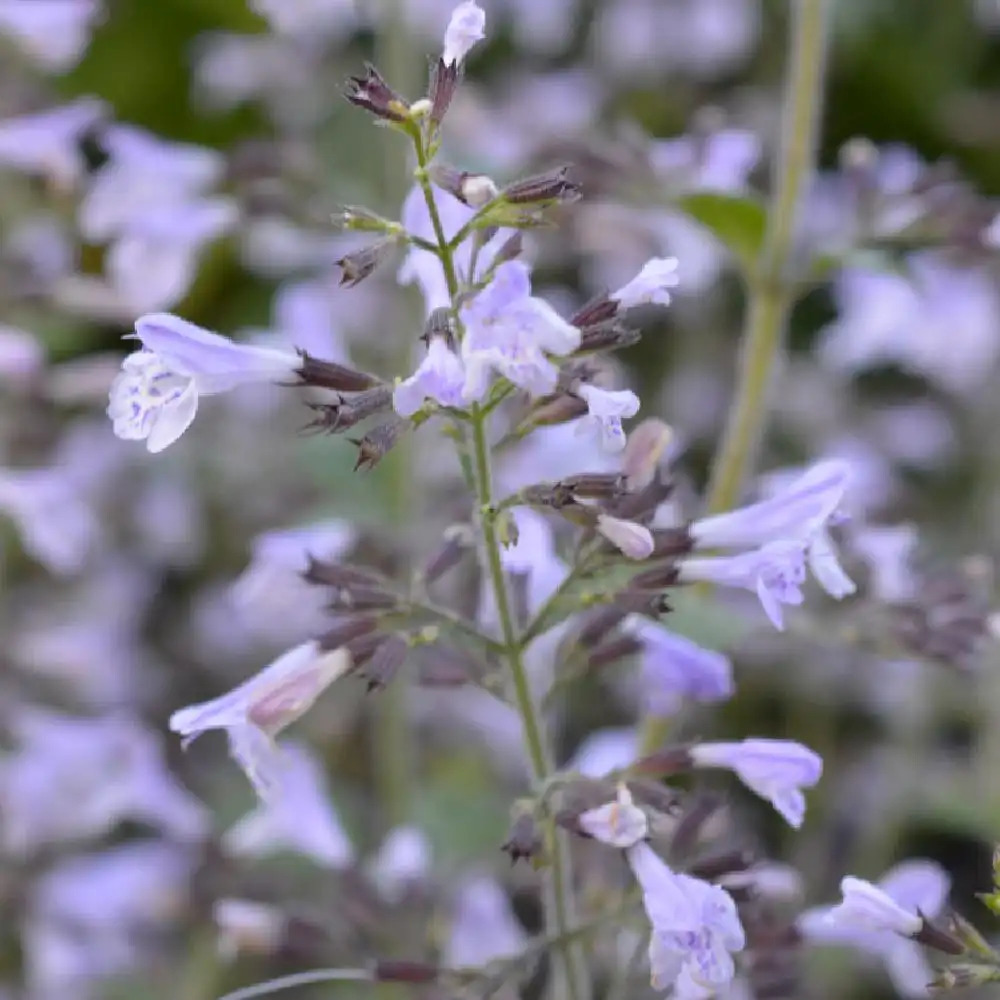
428;58;460;125
622;419;673;492
351;417;410;470
303;385;394;434
571;295;619;330
576;323;642;355
360;634;409;691
336;239;396;287
345;64;409;123
296;353;382;392
587;634;643;672
501;806;544;865
421;523;474;583
326;585;399;613
596;514;654;560
334;205;400;234
503;165;581;206
316;616;382;651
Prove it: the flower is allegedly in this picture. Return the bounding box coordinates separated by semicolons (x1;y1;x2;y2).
0;0;102;71
626;841;745;996
442;1;486;66
612;257;680;309
568;727;639;777
797;860;951;999
249;0;359;39
631;618;734;716
576;384;640;452
393;336;467;416
169;640;351;799
368;825;432;903
579;784;649;848
678;540;807;630
223;742;354;868
461;260;581;400
828;877;923;937
108;313;302;452
689;738;822;828
444;875;527;969
597;513;655;560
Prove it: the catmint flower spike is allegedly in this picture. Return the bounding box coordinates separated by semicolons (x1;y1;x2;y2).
345;64;410;123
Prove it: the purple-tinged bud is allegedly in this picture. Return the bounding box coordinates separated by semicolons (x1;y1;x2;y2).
361;634;408;692
345;64;410;123
344;632;386;667
421;523;474;583
587;634;643;672
296;352;382;392
430;164;498;207
632;745;694;778
610;473;676;525
576;605;630;648
351;417;410;470
304;558;381;589
597;514;654;560
562;472;629;501
316;616;382;651
501;806;543;865
492;231;524;267
415;644;473;687
337;239;396;287
373;960;439;984
503;165;581;206
428;59;460;126
623;419;673;492
625;779;684;816
668;793;725;860
326;586;400;613
688;850;757;882
649;527;693;559
571;295;619;330
576;323;642;355
526;393;589;427
303;385;394;434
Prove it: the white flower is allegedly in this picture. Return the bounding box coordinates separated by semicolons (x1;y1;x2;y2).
597;514;654;560
612;257;680;309
576;384;640;452
578;784;649;848
442;1;485;66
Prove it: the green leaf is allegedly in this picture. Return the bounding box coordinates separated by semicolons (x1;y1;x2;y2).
674;192;767;275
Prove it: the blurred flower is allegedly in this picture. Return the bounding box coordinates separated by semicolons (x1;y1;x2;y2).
679;541;807;630
611;257;680;309
0;0;102;71
598;514;655;560
169;641;351;799
214;899;286;960
852;524;918;603
249;0;359;39
819;254;1000;393
579;784;649;847
368;825;432;903
0;325;44;385
630;618;734;716
568;727;639;777
224;741;354;868
575;384;640;452
394;335;466;416
0;464;99;574
443;1;486;65
798;860;951;999
23;840;195;999
0;709;209;854
626;840;745;996
461;261;581;400
444;874;527;968
689;738;822;828
828;877;923;937
108;313;302;453
0;99;105;188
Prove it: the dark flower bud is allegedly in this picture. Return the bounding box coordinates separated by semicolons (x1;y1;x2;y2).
560;473;629;501
421;523;475;583
429;163;498;208
316;616;382;651
668;793;725;860
571;295;619;330
304;385;394;435
344;632;386;668
649;526;694;559
913;919;966;956
609;473;675;524
576;606;630;648
296;352;382;392
503;165;581;206
576;323;642;355
614;591;672;617
625;779;684;816
492;231;524;266
352;417;410;470
587;634;643;672
326;585;400;613
429;58;461;126
520;482;580;510
345;64;409;123
687;849;756;881
632;745;695;778
373;960;439;984
628;565;681;591
336;239;396;287
303;557;380;589
501;807;544;865
360;634;409;692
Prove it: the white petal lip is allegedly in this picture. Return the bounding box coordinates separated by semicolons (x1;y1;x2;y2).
146;381;199;453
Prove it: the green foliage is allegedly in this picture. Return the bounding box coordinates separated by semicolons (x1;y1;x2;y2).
674;193;768;277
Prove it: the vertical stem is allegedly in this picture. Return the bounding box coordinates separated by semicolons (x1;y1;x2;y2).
703;0;831;517
640;0;831;756
412;133;588;1000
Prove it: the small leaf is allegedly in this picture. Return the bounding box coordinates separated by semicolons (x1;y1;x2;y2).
674;192;767;274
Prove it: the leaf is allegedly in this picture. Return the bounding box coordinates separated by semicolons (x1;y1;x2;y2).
674;192;767;275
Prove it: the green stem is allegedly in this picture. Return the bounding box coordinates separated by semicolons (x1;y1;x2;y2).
412;125;588;1000
640;0;831;755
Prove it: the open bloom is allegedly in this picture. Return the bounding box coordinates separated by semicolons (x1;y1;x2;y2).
576;384;640;452
461;261;581;400
612;257;680;309
690;739;822;828
223;742;354;868
627;841;745;997
798;860;950;999
169;641;351;799
579;784;649;848
393;336;466;416
108;313;301;452
442;1;486;66
678;540;807;630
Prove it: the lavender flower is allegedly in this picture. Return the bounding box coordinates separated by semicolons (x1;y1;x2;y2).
576;384;640;452
444;875;528;968
169;640;351;799
249;0;359;39
107;313;302;452
223;742;355;868
461;261;581;400
0;0;102;71
597;513;655;560
393;336;467;416
368;825;432;903
579;784;649;847
626;841;745;996
828;877;924;937
442;1;486;66
679;541;807;630
611;257;680;309
0;99;106;188
798;861;951;998
568;727;639;777
689;738;822;828
631;618;734;716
